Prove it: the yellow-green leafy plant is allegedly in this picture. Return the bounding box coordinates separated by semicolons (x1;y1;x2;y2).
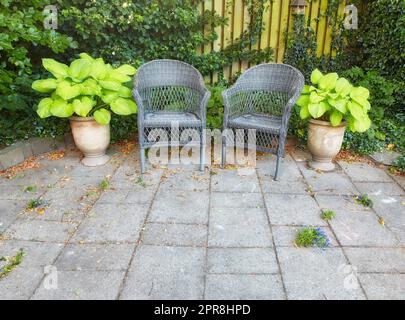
296;69;372;133
32;53;137;125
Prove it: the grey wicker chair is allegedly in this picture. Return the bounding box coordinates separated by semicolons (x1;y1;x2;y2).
222;63;304;180
132;59;210;173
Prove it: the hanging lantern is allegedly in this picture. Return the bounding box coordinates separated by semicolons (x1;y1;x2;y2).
290;0;307;14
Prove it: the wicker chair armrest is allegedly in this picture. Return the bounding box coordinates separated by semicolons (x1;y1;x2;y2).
221;84;244;127
132;88;145;122
199;88;211;123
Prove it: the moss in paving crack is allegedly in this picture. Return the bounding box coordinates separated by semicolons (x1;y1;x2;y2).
0;249;25;279
355;194;373;208
295;227;330;249
134;177;147;188
321;210;336;221
26;198;48;210
23;185;37;193
99;178;110;191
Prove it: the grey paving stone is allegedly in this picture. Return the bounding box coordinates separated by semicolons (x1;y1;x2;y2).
55;243;133;271
315;194;371;212
0;144;25;169
121;245;205;299
298;163;358;195
0;200;25;233
338;161;392;182
111;167;162;189
4;219;76;242
0;266;44;300
0;240;63;268
149;190;209;224
389;173;405;190
211;169;260;193
142;223;207;246
264;194;326;226
211;192;264;208
208;207;272;247
278;247;365;300
97;189;128;204
72;203;149;243
369;195;405;245
256;154;303;182
125;188;156;204
344;248;405;273
67;160;119;178
328;211;399;247
370;151;402;166
272;226;338;247
32;270;125;300
354;182;404;196
260;178;308;194
205;274;285;300
359;274;405;300
0;184;45;200
159;170;209;191
207;248;279;274
289;148;311;162
30;137;56;156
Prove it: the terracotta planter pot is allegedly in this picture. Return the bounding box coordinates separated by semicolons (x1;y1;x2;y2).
307;119;346;171
69;117;110;167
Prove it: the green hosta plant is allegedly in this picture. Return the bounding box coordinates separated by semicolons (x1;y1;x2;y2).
296;69;372;133
32;53;137;125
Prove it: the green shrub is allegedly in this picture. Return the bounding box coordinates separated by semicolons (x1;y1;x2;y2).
341;67;405;154
0;0;76;146
297;69;372;133
32;53;137;124
206;85;225;130
356;0;405;82
393;155;405;173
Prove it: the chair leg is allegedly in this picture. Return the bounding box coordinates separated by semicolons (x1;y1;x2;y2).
274;153;282;181
221;135;226;167
200;130;205;172
140;147;146;174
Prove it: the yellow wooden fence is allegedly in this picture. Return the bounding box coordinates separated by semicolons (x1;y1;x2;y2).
198;0;347;81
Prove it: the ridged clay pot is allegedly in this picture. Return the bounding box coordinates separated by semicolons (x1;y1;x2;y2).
69;117;110;166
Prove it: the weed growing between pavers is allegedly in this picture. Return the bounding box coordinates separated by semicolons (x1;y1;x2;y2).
23;185;37;193
321;210;336;221
295;227;330;249
99;177;110;191
355;194;373;208
26;198;50;215
0;249;25;279
134;176;147;188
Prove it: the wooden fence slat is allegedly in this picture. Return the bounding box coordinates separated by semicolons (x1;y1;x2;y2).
200;0;344;82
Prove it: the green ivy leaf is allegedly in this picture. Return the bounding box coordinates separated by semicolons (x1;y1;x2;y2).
94;108;111;125
115;64;136;75
72;96;96;117
99;80;122;91
68;59;92;81
42;58;69;79
55;80;81;100
296;95;309;108
330;110;343;126
110;98;137;115
36;98;53;118
311;69;323;84
50;99;74;118
335;78;352;96
319;73;339;91
31;79;58;93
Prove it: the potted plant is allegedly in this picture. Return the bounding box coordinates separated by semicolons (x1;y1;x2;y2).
296;69;371;171
32;53;137;166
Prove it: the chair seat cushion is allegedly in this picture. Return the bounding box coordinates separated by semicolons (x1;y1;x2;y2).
228;113;282;132
144;111;202;127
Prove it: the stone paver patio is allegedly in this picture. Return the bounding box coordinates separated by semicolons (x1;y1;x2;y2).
0;145;404;300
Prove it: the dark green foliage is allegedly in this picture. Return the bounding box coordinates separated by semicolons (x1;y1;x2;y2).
207;85;225;130
0;0;75;146
295;227;330;248
355;194;374;208
341;67;404;154
393;155;405;173
355;0;405;82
